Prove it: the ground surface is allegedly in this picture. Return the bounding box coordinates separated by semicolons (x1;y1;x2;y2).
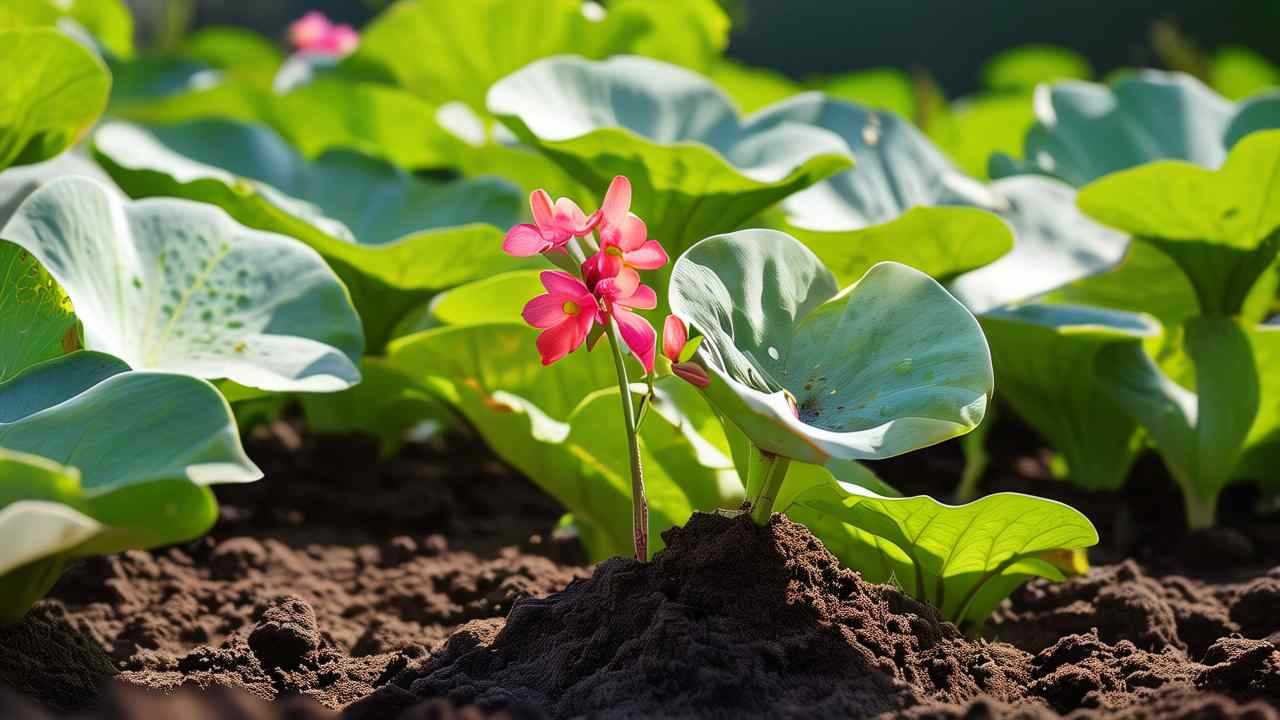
1;415;1277;719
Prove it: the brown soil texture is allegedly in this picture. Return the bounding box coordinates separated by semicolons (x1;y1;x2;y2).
2;420;1279;719
0;422;582;715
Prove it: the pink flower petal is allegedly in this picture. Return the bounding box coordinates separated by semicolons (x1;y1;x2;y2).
596;268;640;300
613;307;656;374
530;190;556;229
536;320;582;366
539;270;590;300
615;214;648;251
554;198;591;235
503;224;550;256
624;240;668;270
289;11;332;49
618;282;657;310
600;176;631;227
662;315;687;362
521;294;567;329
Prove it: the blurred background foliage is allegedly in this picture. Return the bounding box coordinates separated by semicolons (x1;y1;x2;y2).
125;0;1278;97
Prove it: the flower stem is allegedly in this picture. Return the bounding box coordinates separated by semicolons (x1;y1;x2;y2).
605;323;649;561
749;451;791;525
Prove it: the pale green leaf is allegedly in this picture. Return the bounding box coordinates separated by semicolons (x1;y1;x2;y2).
1;176;364;392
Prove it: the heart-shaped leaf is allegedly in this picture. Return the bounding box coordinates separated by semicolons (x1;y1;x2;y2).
93;119;524;350
387;323;739;559
1235;325;1280;491
992;71;1272;186
488;55;853;300
669;229;993;465
980;304;1161;490
757;95;1126;310
2;176;364;392
0;29;110;171
0;351;259;622
779;462;1098;626
1077;130;1280;315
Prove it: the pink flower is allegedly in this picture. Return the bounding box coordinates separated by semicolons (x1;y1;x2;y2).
596;280;658;374
585;176;668;292
289;11;359;55
661;315;710;387
503;190;596;257
521;271;599;366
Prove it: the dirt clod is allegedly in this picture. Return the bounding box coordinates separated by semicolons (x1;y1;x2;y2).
249;596;321;669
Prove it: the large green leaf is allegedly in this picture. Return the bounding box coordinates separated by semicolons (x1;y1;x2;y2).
2;176;364;392
756;95;1125;311
0;0;134;59
93;119;524;350
980;304;1160;490
343;0;728;114
0;29;110;171
708;61;800;115
386;323;737;559
488;55;853;300
0;240;75;381
816;68;916;121
992;71;1249;186
0;351;260;622
1097;316;1262;528
779;463;1097;626
930;93;1036;181
1077;130;1280;316
669;229;992;465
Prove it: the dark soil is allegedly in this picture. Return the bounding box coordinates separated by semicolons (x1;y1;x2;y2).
2;417;1279;719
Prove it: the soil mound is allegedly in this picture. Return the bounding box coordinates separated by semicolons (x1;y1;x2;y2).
358;512;1033;719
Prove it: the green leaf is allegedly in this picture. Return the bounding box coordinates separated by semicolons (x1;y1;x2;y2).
1225;92;1280;149
980;304;1161;490
180;26;283;72
386;323;736;560
488;55;853;302
708;60;800;115
816;68;916;120
784;207;1013;289
0;0;134;59
994;71;1236;186
756;95;1124;310
1235;325;1280;490
427;271;544;328
1;176;364;392
779;463;1098;626
669;229;993;465
93;119;524;350
1077;130;1280;315
0;240;76;382
931;93;1036;181
1097;316;1261;527
0;29;110;171
981;45;1092;92
1210;48;1280;102
343;0;729;114
0;352;260;622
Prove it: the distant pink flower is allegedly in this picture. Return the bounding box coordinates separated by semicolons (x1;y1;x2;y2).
661;315;710;387
596;279;658;374
504;190;596;257
585;176;668;291
521;271;599;366
289;11;359;55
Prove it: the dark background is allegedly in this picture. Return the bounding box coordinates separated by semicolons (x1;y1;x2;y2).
137;0;1280;97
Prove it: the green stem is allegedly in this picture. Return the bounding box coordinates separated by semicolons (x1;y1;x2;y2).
605;323;648;561
749;452;792;525
1184;490;1219;530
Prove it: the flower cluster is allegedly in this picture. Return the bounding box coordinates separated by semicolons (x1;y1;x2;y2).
505;176;703;387
288;11;359;56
